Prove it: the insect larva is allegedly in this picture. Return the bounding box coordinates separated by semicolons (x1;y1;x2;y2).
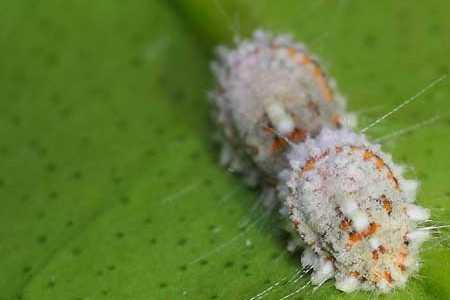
285;128;428;292
210;30;431;293
210;30;355;188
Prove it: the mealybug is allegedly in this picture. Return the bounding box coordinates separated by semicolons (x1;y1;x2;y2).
210;31;355;187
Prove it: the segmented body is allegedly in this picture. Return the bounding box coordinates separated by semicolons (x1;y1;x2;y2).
210;31;355;186
210;30;430;293
286;128;428;292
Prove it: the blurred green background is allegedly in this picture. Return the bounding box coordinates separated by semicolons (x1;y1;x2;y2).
1;1;449;299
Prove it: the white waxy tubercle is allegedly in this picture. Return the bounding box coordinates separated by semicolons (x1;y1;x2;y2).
265;102;295;135
407;230;430;246
311;258;335;285
301;247;318;268
335;276;360;293
340;199;358;217
402;180;419;202
350;210;370;232
376;280;391;294
406;204;430;222
368;237;381;250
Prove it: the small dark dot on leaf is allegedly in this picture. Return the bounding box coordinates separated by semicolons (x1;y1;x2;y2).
129;56;143;68
66;220;74;227
224;261;234;268
145;149;156;157
144;217;152;224
115;120;128;131
12;115;21;126
49;191;58;199
177;238;187;246
112;176;123;185
81;136;91;146
47;281;55;289
179;265;187;271
37;235;47;244
242;264;249;270
115;232;125;239
154;127;164;135
21;194;30;202
120;195;130;205
159;282;168;288
199;259;208;266
71;247;82;256
107;265;116;271
23;266;32;274
60;107;72;118
37;212;46;219
190;151;200;160
72;171;82;180
45;162;57;172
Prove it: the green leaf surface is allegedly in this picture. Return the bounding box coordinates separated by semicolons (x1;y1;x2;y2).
1;1;449;299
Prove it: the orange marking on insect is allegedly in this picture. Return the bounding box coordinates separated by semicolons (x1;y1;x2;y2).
313;66;333;102
372;250;379;260
363;150;375;161
300;54;312;65
363;150;385;170
396;248;408;272
263;126;274;135
384;271;393;284
331;114;342;128
348;232;363;245
387;172;400;190
271;137;288;153
287;47;297;58
380;195;393;214
302;159;316;174
326;255;336;262
375;157;385;170
340;218;352;230
348;223;380;246
350;271;360;278
365;223;380;236
287;128;307;143
360;148;400;190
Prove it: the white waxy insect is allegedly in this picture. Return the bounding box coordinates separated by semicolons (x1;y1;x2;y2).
286;128;427;292
210;30;432;294
210;30;355;187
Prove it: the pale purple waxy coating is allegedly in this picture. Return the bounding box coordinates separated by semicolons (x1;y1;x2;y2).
210;30;354;186
285;128;427;293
